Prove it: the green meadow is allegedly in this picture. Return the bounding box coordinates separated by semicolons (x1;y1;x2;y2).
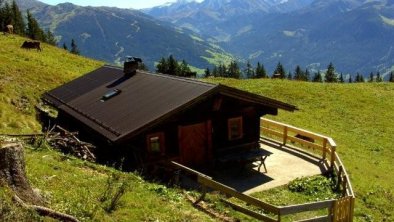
1;35;393;221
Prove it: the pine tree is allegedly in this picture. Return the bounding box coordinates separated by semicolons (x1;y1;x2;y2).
70;38;80;55
10;0;25;35
348;75;353;83
376;72;382;82
389;72;394;82
63;42;68;50
26;10;45;41
368;72;374;82
273;62;286;79
156;57;168;74
228;61;240;79
360;75;365;82
0;3;12;32
177;60;194;77
204;67;211;78
218;63;227;77
339;73;344;83
312;71;323;82
255;62;267;78
244;61;254;79
287;71;292;80
294;65;304;81
325;62;337;82
212;66;218;77
167;55;177;75
45;29;57;45
138;62;148;71
304;69;310;82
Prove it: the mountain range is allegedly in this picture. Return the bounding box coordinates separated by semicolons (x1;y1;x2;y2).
12;0;394;77
12;0;230;70
145;0;394;76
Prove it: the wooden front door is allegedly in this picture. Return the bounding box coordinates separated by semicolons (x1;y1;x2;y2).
178;121;212;167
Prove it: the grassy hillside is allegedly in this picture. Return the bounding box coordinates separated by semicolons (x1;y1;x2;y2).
0;35;103;134
1;35;393;221
207;78;394;221
0;35;214;221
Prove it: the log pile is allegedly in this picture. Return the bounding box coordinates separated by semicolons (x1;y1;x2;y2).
1;125;96;162
46;126;96;162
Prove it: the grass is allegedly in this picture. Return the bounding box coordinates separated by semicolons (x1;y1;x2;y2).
0;35;103;134
1;34;393;221
206;78;394;221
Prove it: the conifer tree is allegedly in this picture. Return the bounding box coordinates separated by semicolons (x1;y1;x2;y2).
376;72;382;82
294;65;304;81
348;75;353;83
156;57;168;74
10;0;25;35
339;73;344;83
273;62;286;79
63;42;68;50
255;62;267;78
389;72;394;82
177;60;194;77
212;66;218;77
204;67;211;78
244;61;254;79
360;75;365;82
368;72;374;82
218;63;227;77
26;10;45;41
0;2;12;31
70;38;80;55
138;62;148;71
45;29;57;45
167;55;177;75
325;62;337;82
287;71;292;80
228;61;240;79
305;69;310;82
312;71;323;82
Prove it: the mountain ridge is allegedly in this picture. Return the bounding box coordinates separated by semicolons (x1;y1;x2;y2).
145;0;394;76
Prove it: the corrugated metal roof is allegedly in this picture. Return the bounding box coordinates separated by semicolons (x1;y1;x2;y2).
43;65;297;142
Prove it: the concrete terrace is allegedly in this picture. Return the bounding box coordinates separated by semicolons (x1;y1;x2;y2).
213;138;329;194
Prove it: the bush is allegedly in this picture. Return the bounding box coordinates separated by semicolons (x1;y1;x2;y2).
288;176;337;198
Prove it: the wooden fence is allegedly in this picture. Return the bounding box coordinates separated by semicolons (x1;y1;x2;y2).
170;118;355;221
260;118;355;221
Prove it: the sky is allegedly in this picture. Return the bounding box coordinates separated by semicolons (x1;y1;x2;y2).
38;0;188;9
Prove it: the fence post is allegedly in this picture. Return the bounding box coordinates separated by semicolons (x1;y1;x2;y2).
283;126;288;146
322;138;327;160
330;146;336;170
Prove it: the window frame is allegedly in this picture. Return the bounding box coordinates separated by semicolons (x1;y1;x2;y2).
146;132;165;155
227;116;243;141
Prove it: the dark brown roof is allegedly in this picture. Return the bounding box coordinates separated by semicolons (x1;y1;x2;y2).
43;65;296;142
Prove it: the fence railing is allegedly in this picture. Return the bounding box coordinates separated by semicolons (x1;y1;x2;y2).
170;118;355;221
260;118;355;221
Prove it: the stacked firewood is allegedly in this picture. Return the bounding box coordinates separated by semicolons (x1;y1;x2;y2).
46;126;96;161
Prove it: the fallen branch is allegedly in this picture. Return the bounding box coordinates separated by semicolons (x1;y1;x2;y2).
13;194;80;222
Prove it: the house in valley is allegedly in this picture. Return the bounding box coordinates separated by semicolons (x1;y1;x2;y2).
42;59;297;169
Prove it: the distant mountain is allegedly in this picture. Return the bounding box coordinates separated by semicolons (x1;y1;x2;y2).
146;0;394;76
144;0;314;40
15;0;231;70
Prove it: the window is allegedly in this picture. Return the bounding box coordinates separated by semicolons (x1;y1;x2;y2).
146;133;165;155
100;89;121;102
228;117;243;140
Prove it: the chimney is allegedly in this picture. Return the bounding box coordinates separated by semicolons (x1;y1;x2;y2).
123;56;142;76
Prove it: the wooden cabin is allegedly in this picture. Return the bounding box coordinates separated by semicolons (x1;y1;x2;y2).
42;60;296;170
